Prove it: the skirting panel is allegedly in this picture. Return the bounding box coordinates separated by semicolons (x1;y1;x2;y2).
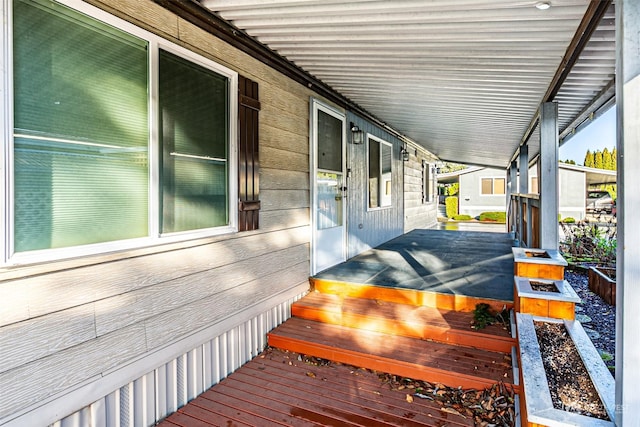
46;290;306;427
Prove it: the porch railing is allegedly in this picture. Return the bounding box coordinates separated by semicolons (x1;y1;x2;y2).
509;193;540;248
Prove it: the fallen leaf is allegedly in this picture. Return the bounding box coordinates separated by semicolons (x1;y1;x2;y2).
306;372;316;378
406;394;414;403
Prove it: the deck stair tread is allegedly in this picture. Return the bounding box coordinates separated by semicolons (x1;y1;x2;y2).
293;291;514;353
268;317;514;390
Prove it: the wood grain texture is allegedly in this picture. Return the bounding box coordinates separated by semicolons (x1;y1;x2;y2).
15;228;308;322
260;189;309;211
95;244;309;336
0;304;96;374
145;262;310;349
260;168;309;190
0;324;147;420
261;146;308;172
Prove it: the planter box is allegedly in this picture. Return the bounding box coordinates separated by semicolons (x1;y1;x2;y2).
588;267;616;306
514;277;580;320
517;314;615;427
512;248;567;280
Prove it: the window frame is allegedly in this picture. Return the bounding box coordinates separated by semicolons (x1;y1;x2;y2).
366;134;393;210
2;0;238;265
422;160;435;204
480;177;506;196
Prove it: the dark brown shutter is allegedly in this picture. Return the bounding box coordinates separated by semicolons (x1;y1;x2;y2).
238;75;261;231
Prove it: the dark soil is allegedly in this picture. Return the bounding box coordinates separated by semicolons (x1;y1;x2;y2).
534;322;609;420
530;281;559;292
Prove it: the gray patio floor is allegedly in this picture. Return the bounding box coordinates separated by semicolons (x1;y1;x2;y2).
314;226;516;302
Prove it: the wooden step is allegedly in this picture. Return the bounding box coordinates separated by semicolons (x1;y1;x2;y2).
310;277;513;313
293;292;515;353
268;317;516;391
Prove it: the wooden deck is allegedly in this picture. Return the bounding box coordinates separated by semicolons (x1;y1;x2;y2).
158;229;519;426
159;347;475;427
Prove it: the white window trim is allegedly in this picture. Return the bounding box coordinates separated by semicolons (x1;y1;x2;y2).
2;0;238;266
422;160;436;204
366;134;393;211
480;177;506;196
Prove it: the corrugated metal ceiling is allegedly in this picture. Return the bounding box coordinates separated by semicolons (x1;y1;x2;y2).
198;0;614;169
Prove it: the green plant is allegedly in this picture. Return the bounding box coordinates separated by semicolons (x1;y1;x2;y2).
445;196;458;218
562;217;576;223
478;211;506;223
452;214;472;221
472;303;496;330
560;218;617;266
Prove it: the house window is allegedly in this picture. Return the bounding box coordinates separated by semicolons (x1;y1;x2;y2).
8;0;236;262
531;177;539;194
481;178;506;195
367;135;392;209
422;161;434;203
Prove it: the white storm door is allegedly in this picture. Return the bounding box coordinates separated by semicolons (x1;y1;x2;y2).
311;101;347;274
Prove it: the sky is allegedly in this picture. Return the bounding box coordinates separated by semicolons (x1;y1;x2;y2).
559;107;617;165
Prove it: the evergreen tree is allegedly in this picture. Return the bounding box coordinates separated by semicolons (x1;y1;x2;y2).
584;150;595;167
612;147;617;170
602;148;613;170
594;150;604;169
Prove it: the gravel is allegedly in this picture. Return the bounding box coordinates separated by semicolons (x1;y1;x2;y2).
565;268;616;375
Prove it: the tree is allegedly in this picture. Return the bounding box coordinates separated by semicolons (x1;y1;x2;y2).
584;150;594;167
602;147;613;170
611;147;617;170
594;150;604;169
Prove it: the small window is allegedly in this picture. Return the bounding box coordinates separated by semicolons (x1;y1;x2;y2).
481;178;506;195
368;135;392;209
530;177;539;194
422;161;434;203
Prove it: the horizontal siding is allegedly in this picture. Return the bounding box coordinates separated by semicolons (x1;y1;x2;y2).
45;293;306;427
0;0;317;425
404;145;439;233
345;113;405;258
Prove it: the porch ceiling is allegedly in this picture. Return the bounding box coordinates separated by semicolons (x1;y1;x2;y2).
197;0;615;169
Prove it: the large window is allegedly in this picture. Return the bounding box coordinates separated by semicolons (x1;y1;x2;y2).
8;0;236;262
481;177;506;195
368;135;392;209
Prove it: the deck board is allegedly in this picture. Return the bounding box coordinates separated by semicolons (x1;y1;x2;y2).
268;317;514;389
158;348;474;427
293;292;514;352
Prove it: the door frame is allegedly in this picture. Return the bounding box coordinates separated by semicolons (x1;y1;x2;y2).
310;98;347;275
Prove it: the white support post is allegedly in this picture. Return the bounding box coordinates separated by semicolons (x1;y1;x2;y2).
539;102;559;250
616;1;640;424
518;145;529;195
508;161;518;234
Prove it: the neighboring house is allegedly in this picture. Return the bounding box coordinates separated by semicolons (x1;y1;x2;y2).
439;164;616;220
529;163;616;220
0;1;438;426
438;167;507;218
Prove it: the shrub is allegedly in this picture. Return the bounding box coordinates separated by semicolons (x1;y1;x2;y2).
479;211;506;223
453;214;473;221
445;196;458;218
562;217;576;223
560;218;616;266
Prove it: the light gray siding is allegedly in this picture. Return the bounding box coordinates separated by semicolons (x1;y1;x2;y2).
0;0;315;425
404;143;439;233
559;168;586;220
458;168;507;217
345;113;404;258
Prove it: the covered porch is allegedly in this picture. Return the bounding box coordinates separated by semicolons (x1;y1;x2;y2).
160;227;519;426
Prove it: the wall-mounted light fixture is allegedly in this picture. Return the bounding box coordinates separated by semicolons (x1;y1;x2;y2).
535;1;551;10
400;146;410;162
350;122;364;144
